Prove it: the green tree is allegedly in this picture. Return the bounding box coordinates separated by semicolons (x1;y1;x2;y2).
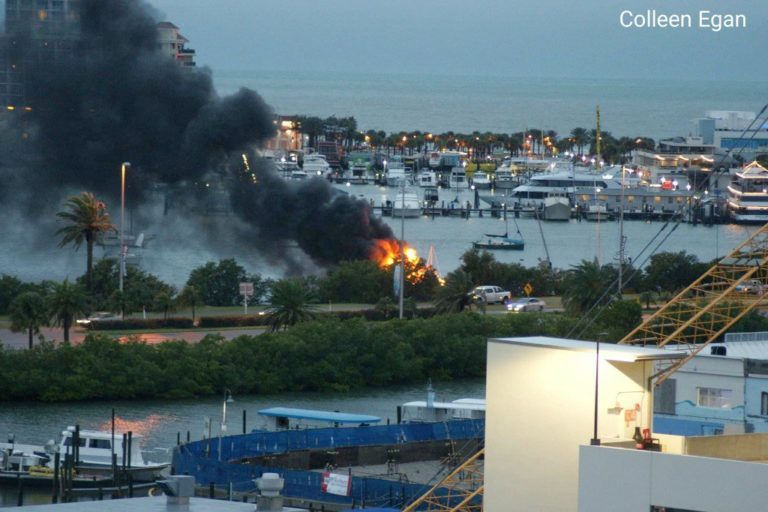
562;259;617;314
47;279;88;342
56;192;115;293
9;291;48;349
78;258;175;314
186;259;248;306
642;251;708;293
177;285;202;323
153;290;176;320
318;260;390;303
0;274;25;315
596;299;643;341
267;278;317;332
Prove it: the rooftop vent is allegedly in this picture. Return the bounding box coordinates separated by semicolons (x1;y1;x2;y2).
157;475;195;505
255;473;284;511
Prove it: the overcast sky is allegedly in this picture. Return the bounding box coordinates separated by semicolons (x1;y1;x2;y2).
147;0;767;80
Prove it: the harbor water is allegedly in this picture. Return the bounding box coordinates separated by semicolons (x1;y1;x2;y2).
0;379;484;507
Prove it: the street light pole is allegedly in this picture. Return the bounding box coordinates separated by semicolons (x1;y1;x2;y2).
119;162;130;319
398;181;405;319
218;389;234;462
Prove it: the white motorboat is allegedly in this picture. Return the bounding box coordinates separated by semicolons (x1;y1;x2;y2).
302;154;332;178
386;158;409;187
448;166;468;191
472;171;492;189
428;151;442;169
510;171;621;207
417;170;438;187
542;196;572;221
391;190;422;218
56;427;168;481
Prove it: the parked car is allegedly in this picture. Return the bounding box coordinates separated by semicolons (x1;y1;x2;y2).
76;312;120;327
470;285;511;304
735;279;764;295
506;297;546;312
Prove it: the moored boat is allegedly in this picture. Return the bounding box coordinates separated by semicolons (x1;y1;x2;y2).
542;196;572;221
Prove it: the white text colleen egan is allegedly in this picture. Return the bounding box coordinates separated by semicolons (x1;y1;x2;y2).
619;10;746;32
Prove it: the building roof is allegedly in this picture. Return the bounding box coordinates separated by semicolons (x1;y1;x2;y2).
156;21;179;29
257;407;381;424
489;336;685;362
15;497;255;511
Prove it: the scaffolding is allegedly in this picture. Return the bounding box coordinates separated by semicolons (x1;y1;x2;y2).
401;448;484;512
619;223;768;383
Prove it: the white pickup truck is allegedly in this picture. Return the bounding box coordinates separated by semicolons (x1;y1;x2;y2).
471;285;511;304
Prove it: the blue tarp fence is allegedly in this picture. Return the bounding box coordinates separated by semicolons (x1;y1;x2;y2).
173;419;484;508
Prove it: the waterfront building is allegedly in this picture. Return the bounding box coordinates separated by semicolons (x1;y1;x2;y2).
632;136;717;170
264;116;303;153
694;110;768;162
156;21;196;67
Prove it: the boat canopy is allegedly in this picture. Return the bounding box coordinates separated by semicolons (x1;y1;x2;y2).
257;407;382;424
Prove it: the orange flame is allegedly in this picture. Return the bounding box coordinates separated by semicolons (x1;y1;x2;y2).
370;239;436;285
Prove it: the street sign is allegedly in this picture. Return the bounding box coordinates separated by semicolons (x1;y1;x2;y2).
523;282;533;297
239;282;254;297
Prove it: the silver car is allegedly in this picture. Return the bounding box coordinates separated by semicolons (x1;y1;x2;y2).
507;297;546;312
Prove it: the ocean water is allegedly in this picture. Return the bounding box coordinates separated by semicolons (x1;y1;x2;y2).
214;70;768;139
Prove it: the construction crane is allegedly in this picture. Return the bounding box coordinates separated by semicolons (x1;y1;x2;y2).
401;448;484;512
619;223;768;383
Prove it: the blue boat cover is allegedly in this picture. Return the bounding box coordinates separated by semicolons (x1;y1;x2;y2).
258;407;381;424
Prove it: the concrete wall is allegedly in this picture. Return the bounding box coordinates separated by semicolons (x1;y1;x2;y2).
484;340;652;512
579;445;768;512
684;432;768;461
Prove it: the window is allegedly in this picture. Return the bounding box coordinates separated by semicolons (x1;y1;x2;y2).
761;392;768;416
89;439;111;449
63;437;86;447
697;387;732;409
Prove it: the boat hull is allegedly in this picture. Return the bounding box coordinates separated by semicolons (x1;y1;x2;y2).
472;240;524;250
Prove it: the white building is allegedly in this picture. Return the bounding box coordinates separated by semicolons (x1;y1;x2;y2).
484;335;768;512
655;334;768;435
694;110;768;161
156;21;196;67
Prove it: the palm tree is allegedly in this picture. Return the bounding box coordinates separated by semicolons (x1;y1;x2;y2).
9;292;48;349
177;285;202;323
56;192;115;293
570;127;589;155
47;279;88;343
266;278;316;332
434;270;475;314
562;259;618;314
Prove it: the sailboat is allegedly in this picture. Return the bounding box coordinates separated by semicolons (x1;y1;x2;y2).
472;215;525;250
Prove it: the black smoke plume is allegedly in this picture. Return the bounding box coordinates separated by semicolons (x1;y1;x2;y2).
230;156;395;266
20;0;274;201
0;0;395;274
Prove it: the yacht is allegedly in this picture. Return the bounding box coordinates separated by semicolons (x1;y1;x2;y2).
302;154;332;178
510;171;621;207
386;158;409;187
391;190;422;218
727;161;768;223
472;171;492;189
428;151;442;169
417;169;438;187
448;166;468;191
